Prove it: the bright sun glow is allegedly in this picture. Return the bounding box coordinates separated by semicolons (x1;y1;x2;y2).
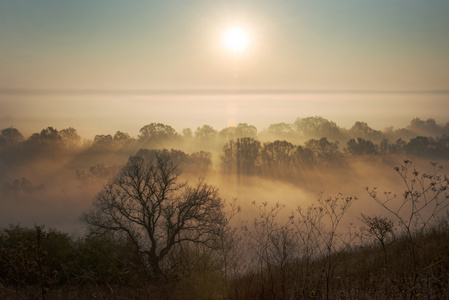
222;26;250;54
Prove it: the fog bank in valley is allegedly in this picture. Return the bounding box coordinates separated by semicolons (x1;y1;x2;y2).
1;115;448;233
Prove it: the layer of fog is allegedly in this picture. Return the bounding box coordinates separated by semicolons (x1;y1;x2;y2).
1;112;449;234
1;91;448;139
1;144;445;235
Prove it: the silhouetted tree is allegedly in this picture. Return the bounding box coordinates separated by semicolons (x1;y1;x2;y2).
405;136;436;157
189;151;212;175
24;127;64;158
138;123;179;146
260;140;296;178
346;138;378;156
93;134;113;145
59;127;81;150
294;145;315;167
294;116;344;140
235;123;258;139
349;121;383;141
443;122;449;135
134;149;212;177
435;136;449;158
218;127;236;141
0;127;24;147
136;148;187;168
82;150;226;280
27;127;62;144
221;138;261;176
194;125;218;142
113;131;133;144
382;138;407;156
261;122;295;141
304;137;344;166
407;118;442;136
182;128;193;140
219;123;258;142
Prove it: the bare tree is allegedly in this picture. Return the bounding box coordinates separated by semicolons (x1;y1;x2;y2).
82;150;226;280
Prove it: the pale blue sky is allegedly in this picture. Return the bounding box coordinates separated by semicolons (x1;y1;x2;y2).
1;0;449;91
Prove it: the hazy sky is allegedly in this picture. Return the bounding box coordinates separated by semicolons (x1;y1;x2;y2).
1;0;449;91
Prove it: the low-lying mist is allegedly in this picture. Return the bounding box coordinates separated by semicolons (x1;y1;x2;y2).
1;115;449;234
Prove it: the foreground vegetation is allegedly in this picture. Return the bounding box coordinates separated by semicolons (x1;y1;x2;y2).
2;219;449;299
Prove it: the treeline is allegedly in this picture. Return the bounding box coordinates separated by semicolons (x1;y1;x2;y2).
221;135;449;179
2;119;449;197
1;155;448;299
2;119;449;192
1;116;449;153
1;116;449;165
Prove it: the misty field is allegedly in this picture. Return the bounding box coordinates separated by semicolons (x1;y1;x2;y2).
1;116;449;299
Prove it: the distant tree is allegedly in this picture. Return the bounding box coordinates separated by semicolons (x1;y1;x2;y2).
386;127;415;141
27;127;62;144
0;127;24;147
134;148;212;176
379;139;389;155
138;123;179;145
407;118;441;136
219;123;257;141
235;123;258;139
294;116;344;140
182;128;193;140
294;145;315;167
404;135;449;159
93;134;113;145
346;138;378;156
260;140;296;178
221;138;261;176
443;122;449;135
194;125;218;142
435;136;449;158
113;131;133;144
24;127;64;157
304;137;344;166
136;148;186;167
405;136;436;157
262;123;295;140
218;126;236;141
189;151;212;174
60;127;81;150
348;122;383;141
82;151;226;280
381;138;407;156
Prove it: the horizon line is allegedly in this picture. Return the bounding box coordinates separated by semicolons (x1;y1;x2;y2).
1;88;449;96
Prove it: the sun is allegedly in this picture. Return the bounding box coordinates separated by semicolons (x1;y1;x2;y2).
222;26;250;54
